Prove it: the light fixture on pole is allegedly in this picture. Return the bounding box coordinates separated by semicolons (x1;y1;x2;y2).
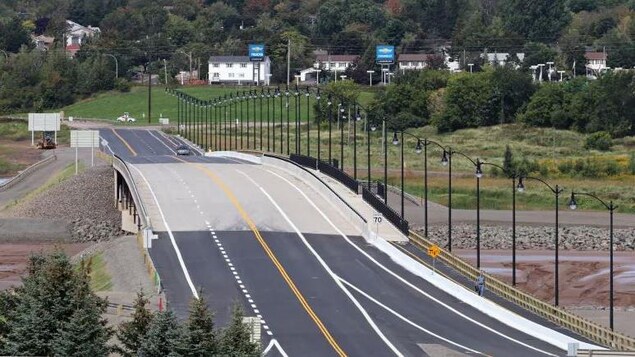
568;191;617;331
517;176;563;305
467;63;474;73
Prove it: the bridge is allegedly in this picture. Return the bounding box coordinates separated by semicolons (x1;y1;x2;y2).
95;126;615;356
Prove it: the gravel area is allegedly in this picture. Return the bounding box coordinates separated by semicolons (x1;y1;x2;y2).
419;224;635;251
3;166;122;242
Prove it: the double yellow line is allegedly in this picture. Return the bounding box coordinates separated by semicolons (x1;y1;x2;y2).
111;128;137;156
187;161;347;356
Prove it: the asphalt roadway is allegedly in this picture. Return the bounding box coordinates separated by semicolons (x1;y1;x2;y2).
99;128;584;356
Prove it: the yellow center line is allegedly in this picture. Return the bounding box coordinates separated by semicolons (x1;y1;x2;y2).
178;158;346;357
110;128;137;156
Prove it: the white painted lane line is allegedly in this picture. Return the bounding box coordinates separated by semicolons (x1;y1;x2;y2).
237;170;402;357
338;276;481;354
266;331;273;336
254;309;260;314
128;165;199;299
245;294;251;298
146;130;178;154
266;169;557;356
232;271;238;275
251;304;257;308
262;338;285;356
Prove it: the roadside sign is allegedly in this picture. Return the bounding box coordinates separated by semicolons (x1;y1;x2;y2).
427;245;441;258
376;45;395;64
28;113;61;131
249;44;265;62
70;130;100;148
71;130;100;173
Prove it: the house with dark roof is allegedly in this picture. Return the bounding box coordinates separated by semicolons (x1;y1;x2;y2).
584;52;607;72
208;56;271;85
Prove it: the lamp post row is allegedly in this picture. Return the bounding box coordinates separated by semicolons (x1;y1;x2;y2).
168;87;619;329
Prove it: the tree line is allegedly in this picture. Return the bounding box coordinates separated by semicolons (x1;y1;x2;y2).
0;251;260;356
367;66;635;139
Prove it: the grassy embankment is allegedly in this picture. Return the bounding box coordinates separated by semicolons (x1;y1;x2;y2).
59;87;635;212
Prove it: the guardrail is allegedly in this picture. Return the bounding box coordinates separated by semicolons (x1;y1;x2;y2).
577;350;635;356
408;231;635;351
112;155;148;228
0;154;56;192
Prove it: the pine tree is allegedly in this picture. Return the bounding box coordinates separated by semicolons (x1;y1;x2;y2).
185;293;218;356
1;252;111;356
138;310;185;357
218;303;260;357
503;145;514;176
52;299;112;357
115;291;154;356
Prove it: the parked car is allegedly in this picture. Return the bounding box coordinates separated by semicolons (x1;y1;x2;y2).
116;112;136;122
176;145;191;155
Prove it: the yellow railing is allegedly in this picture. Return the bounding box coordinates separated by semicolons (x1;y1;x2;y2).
408;231;635;351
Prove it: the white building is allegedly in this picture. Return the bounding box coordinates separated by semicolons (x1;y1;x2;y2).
585;52;607;72
65;20;100;56
208;56;271;85
314;54;359;71
397;54;435;70
482;52;525;67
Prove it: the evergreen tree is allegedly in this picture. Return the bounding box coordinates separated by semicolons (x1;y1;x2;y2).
503;145;514;176
185;293;218;356
52;299;112;357
138;311;186;357
115;291;154;357
2;252;110;356
218;303;259;356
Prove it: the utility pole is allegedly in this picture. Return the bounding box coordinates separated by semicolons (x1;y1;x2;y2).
163;59;168;85
286;38;291;86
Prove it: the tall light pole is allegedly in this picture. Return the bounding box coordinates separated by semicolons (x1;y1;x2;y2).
568;192;617;330
538;63;545;82
546;61;554;81
517;176;563;305
315;69;322;85
367;70;374;86
481;161;521;285
558;70;565;82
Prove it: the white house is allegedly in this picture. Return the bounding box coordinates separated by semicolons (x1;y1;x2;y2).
482;52;525;67
65;20;100;56
314;54;359;71
208;56;271;85
585;52;607;72
397;54;436;70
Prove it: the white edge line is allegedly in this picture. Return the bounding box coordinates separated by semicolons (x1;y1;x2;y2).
265;169;557;357
147;129;178;154
129;164;199;299
338;276;482;355
236;170;404;357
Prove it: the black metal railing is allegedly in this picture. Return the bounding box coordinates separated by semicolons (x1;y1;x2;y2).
362;186;409;235
289;154;318;170
318;160;359;193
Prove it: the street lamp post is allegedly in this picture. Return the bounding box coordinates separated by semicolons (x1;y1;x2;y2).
517;176;564;305
315;69;322;85
568;192;617;330
104;54;118;79
480;162;521;285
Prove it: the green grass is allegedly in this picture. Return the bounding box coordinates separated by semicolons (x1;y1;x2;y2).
191;122;635;212
78;253;112;291
59;85;376;124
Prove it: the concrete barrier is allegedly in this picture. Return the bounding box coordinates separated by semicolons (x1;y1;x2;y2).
0;154;56;192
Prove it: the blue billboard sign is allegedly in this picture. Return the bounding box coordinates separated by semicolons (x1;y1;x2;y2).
249;44;265;62
376;45;395;64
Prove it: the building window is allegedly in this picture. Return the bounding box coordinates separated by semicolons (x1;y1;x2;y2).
213;63;219;68
338;63;345;68
240;63;247;68
213;72;219;77
330;62;335;68
226;63;233;68
239;73;245;78
228;73;235;78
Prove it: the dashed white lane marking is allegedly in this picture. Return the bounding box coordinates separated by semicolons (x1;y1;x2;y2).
166;171;275;341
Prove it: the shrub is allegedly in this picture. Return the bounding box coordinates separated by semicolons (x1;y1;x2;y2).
114;79;131;93
584;131;612;151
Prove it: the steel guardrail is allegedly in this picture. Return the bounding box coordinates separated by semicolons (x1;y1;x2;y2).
408;230;635;351
0;154;56;192
577;350;635;356
112;155;149;228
